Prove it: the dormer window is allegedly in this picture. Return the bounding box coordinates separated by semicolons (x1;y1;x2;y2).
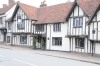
73;17;83;27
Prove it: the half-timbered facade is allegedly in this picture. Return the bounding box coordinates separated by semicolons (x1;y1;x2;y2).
6;2;37;46
66;0;100;53
0;0;16;43
88;3;100;54
67;2;90;53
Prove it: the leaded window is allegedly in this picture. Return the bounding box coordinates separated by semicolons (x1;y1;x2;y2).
75;38;84;48
20;36;27;44
7;36;10;43
74;17;83;27
35;25;44;31
53;23;61;31
52;37;62;46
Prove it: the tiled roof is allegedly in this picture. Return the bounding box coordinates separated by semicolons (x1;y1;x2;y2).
77;0;100;16
18;2;37;20
35;2;74;24
87;2;100;24
6;0;100;24
0;3;15;15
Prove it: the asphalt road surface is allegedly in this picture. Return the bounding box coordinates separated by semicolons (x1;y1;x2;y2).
0;47;99;66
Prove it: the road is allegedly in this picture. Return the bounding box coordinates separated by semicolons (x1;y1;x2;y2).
0;47;99;66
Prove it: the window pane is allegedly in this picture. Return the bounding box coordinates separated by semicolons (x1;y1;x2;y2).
80;18;83;26
7;36;10;43
8;22;11;30
20;36;27;44
74;18;77;27
76;18;79;26
59;23;61;31
0;18;2;24
75;38;84;48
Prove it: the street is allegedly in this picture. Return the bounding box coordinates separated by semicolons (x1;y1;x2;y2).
0;47;99;66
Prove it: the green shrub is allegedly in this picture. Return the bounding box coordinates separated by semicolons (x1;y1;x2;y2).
33;37;36;46
41;38;45;46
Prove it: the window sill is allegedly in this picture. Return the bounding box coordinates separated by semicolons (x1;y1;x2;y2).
20;42;27;44
18;28;25;30
73;26;82;28
75;47;84;49
36;30;44;32
52;45;62;46
53;31;61;32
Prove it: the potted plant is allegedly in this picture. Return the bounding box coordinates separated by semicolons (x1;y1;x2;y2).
41;38;45;50
33;37;36;50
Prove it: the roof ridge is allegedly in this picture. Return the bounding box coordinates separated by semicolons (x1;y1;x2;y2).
17;2;38;8
38;2;74;9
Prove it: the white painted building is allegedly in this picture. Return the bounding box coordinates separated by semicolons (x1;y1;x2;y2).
66;0;99;54
6;2;37;46
0;0;16;43
88;3;100;54
34;1;74;51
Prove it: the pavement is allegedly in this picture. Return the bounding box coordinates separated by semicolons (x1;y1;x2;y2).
0;44;100;65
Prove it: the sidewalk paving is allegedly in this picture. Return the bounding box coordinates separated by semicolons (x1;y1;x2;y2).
0;44;100;65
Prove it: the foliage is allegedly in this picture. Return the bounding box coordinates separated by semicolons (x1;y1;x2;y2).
41;38;45;46
33;37;36;46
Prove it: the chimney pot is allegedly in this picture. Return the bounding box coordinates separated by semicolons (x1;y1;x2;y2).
9;0;15;5
3;4;7;8
40;0;47;7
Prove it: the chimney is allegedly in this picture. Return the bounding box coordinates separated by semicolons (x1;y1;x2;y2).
3;4;7;8
40;0;47;7
9;0;15;5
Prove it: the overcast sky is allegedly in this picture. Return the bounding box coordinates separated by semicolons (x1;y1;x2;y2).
0;0;74;8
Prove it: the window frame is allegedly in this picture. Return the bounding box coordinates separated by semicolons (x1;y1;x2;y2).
17;20;25;29
53;23;61;32
8;22;11;30
75;38;84;49
20;36;27;44
35;24;44;31
73;17;83;27
0;17;3;24
52;37;62;46
7;36;10;43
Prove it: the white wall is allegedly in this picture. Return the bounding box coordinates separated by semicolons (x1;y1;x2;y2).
68;5;88;36
12;35;33;46
0;31;4;42
95;43;100;54
46;22;70;51
89;10;100;40
70;37;91;53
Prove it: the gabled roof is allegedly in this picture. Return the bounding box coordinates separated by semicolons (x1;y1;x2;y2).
10;2;38;21
34;2;74;24
0;3;16;15
18;2;37;20
77;0;100;16
6;0;100;24
87;3;100;25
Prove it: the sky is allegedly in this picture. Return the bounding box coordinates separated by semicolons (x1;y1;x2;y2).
0;0;74;8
